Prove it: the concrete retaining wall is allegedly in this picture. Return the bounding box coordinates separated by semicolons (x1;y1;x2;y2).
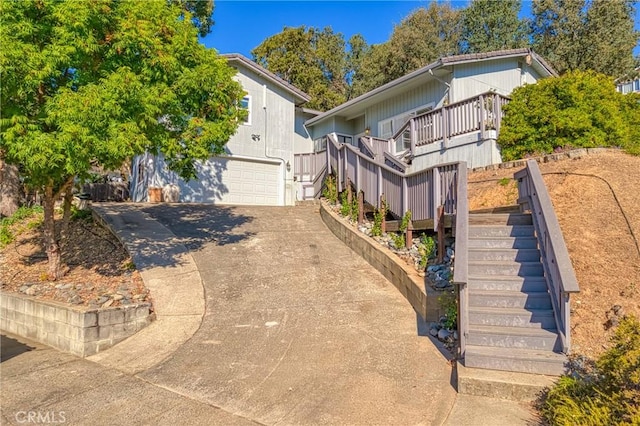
0;292;153;357
320;204;444;322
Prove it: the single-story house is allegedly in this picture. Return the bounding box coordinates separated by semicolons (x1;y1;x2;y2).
130;53;314;206
302;48;557;173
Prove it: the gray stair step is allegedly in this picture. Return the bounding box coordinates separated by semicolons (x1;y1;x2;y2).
467;236;539;249
469;290;552;309
468;260;544;276
468;275;547;292
468;248;540;262
469;307;557;329
467;325;561;351
469;213;533;226
468;225;535;238
465;345;567;376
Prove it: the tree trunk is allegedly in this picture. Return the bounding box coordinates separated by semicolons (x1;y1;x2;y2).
59;183;74;253
0;158;22;217
43;183;63;280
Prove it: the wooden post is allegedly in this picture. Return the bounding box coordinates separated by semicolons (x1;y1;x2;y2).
357;191;364;224
380;195;386;234
437;205;445;263
346;178;353;207
405;220;413;250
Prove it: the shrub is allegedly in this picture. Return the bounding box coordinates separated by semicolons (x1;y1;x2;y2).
371;201;387;237
418;233;436;270
540;315;640;425
499;70;640;160
322;175;338;204
0;206;44;248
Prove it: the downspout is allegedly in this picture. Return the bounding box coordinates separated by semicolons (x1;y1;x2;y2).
262;83;289;206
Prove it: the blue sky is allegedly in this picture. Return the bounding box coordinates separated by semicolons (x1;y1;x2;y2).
201;0;640;58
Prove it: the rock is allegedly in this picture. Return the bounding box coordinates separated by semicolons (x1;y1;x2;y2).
19;285;29;293
112;294;124;301
96;296;109;305
453;331;459;340
427;265;441;273
429;328;438;337
101;299;113;308
25;286;38;296
435;280;450;289
437;329;451;340
70;295;83;305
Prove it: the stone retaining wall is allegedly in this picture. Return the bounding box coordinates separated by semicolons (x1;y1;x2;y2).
0;292;153;357
320;204;443;322
470;147;612;173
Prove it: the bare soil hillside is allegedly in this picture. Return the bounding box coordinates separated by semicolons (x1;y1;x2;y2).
469;150;640;359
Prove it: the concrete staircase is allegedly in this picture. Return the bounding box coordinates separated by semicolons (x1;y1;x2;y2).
463;212;567;377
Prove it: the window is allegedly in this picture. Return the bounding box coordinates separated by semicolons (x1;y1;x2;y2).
336;134;353;146
240;95;251;125
379;103;434;154
314;136;327;152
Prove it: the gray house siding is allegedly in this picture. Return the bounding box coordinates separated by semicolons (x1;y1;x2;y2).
131;55;311;206
364;80;446;138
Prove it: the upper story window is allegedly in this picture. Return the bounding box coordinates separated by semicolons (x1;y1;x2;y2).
314;136;327;152
240;95;251;125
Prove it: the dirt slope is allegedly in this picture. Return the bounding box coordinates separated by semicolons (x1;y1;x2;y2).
469;150;640;359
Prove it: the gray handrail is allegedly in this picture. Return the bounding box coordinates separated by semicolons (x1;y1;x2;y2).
515;159;579;352
452;162;468;359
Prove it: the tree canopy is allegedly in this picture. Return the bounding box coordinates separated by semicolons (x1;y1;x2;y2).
498;70;640;160
251;26;351;111
459;0;528;53
0;0;244;278
531;0;639;76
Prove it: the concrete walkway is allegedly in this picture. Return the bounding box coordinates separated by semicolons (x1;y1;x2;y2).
1;203;537;425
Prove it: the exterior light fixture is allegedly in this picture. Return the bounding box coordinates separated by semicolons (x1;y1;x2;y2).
365;127;370;135
286;161;291;172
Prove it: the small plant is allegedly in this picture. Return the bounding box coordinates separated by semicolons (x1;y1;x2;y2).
122;260;136;271
539;315;640;425
322;175;338;204
350;191;359;222
391;233;405;249
417;233;436;270
0;206;44;248
339;190;351;217
371;202;387;237
498;177;511;186
438;291;457;330
71;205;92;221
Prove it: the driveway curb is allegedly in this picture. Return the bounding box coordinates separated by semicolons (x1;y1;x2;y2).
88;203;205;375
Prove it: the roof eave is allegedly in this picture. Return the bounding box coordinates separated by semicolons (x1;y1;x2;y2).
221;53;311;104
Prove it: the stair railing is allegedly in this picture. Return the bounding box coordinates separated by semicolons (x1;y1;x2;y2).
325;133;463;225
452;163;469;359
515;159;580;353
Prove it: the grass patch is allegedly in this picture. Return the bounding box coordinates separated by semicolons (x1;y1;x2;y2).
0;206;44;248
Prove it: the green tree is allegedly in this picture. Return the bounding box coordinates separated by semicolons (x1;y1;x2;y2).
498;70;640;160
351;2;462;97
531;0;638;77
0;0;245;279
459;0;528;54
252;26;351;111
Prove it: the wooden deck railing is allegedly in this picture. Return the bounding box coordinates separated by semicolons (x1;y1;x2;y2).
293;151;326;183
515;160;580;353
326;133;463;225
391;92;510;150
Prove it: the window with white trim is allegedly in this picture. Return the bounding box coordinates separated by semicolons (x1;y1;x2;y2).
240;95;251;125
314;136;327;152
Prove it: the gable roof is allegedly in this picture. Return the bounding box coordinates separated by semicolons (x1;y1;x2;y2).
221;53;310;105
306;48;556;127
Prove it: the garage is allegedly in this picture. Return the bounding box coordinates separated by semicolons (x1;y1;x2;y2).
178;156;282;206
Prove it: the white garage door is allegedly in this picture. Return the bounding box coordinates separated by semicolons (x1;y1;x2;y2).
181;157;281;206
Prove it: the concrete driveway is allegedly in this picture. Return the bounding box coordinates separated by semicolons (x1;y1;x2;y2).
1;204;535;425
136;204;456;425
